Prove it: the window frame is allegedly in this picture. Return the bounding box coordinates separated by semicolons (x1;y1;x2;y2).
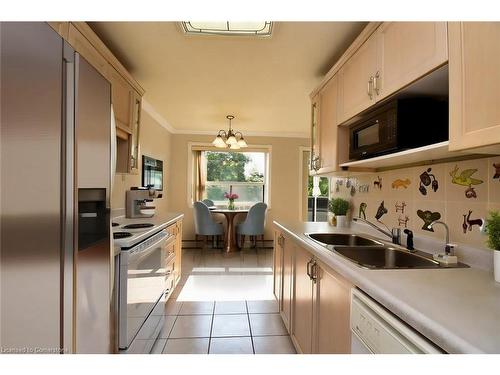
187;142;272;209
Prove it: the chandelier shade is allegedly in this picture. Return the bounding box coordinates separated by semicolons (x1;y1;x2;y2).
212;115;248;149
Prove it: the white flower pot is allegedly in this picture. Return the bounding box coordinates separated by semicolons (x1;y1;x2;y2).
336;215;349;228
494;250;500;283
327;212;335;226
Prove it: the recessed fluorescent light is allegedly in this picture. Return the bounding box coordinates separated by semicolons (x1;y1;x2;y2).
181;21;273;37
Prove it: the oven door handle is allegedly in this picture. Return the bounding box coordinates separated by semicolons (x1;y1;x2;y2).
129;232;174;263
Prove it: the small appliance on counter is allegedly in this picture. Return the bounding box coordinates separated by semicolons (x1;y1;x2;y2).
125;186;162;218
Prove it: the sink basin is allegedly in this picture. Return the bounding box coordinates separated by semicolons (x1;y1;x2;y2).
305;232;468;269
306;233;382;247
333;246;441;269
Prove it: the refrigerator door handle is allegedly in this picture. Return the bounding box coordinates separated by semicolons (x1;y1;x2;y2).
110;105;117;191
62;41;76;354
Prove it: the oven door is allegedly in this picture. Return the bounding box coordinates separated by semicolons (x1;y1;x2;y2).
119;230;173;349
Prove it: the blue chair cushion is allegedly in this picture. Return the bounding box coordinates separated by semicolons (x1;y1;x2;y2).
193;201;224;236
236;202;267;236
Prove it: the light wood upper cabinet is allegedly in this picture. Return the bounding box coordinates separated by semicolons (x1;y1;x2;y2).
68;24;109;80
338;32;378;124
448;22;500;151
317;75;339;172
111;67;142;174
376;22;448;101
291;246;314;354
109;66;134;132
336;22;448;125
314;261;352;354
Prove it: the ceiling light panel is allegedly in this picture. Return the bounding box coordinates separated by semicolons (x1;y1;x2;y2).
181;21;272;37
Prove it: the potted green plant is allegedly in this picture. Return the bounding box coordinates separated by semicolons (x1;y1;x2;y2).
485;210;500;282
329;198;350;228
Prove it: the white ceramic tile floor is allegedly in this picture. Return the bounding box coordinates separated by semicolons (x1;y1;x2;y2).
151;339;167;354
163;338;209;354
133;247;295;354
176;274;275;302
122;338;155;354
214;300;248;314
212;314;251;337
135;315;162;340
157;316;178;338
169;315;213;339
178;301;214;315
161;299;183;316
253;336;296;354
209;337;254;354
249;313;289;336
247;299;279;314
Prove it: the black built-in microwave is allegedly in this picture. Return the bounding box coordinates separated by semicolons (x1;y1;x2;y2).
348;98;448;161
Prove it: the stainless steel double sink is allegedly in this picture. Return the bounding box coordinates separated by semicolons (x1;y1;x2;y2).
305;233;467;269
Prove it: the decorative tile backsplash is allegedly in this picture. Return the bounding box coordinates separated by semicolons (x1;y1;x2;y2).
330;156;500;250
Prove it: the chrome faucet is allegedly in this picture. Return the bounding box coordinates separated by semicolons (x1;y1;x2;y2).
427;220;455;255
352;217;401;245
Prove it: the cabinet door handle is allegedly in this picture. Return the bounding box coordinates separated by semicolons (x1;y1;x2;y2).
306;259;313;280
311;261;318;284
373;71;380;96
310;154;321;172
367;76;374;99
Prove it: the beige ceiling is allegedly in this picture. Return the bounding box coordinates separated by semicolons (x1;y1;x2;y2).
90;22;367;137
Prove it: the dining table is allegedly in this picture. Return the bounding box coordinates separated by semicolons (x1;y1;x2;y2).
210;207;249;253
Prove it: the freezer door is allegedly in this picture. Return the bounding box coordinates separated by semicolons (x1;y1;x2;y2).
0;22;64;353
74;54;112;353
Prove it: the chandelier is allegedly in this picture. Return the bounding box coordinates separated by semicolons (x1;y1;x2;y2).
212;115;248;149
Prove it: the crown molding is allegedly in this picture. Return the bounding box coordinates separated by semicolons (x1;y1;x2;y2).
174;129;309;139
141;99;310;139
141;99;176;134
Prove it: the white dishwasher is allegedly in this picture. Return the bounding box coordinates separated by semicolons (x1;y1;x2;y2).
350;288;444;354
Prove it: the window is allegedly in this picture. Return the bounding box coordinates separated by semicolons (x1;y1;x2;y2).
193;149;269;207
307;175;329;222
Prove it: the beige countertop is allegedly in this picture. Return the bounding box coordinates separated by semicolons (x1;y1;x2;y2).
274;219;500;354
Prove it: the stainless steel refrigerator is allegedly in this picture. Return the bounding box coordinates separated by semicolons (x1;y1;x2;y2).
1;22;113;353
